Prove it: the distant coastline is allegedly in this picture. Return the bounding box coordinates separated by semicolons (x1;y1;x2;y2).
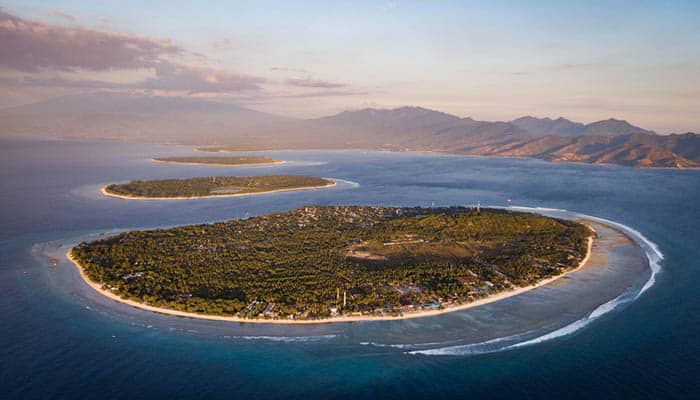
194;146;700;170
66;227;595;325
4;91;698;169
151;157;285;167
101;180;337;200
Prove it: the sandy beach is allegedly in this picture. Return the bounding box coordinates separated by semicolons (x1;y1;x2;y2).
100;180;337;201
151;158;286;167
66;226;596;325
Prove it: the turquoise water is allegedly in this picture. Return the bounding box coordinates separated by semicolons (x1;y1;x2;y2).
1;138;699;399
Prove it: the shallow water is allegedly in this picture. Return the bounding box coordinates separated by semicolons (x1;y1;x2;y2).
2;138;699;399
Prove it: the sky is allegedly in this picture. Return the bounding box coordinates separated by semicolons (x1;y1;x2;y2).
0;0;698;133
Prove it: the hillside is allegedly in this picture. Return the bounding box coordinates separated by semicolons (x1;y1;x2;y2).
0;92;294;144
511;116;654;137
480;133;699;168
1;93;698;168
295;107;700;168
511;116;586;137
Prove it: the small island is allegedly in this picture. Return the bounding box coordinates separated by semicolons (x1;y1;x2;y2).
153;156;283;166
102;175;335;199
69;206;594;323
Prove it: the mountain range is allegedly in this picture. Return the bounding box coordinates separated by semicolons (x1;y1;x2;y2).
1;92;698;168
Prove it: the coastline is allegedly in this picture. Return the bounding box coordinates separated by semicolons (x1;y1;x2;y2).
66;228;595;325
193;147;699;170
100;181;337;201
151;158;286;167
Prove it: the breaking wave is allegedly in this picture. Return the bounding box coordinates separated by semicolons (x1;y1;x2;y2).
229;334;337;343
282;160;329;167
409;207;663;356
360;341;445;350
408;331;537;356
328;178;361;187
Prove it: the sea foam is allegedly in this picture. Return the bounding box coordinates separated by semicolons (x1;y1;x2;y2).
327;178;361;187
232;334;337;343
409;207;663;356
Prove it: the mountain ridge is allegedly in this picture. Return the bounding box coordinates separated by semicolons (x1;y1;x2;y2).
1;93;697;168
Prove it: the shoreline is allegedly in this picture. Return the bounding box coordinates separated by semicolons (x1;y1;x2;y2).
151;158;286;167
193;147;700;170
12;136;694;169
100;181;337;201
66;227;595;325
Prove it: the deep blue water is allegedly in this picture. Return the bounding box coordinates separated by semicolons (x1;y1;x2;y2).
2;138;700;399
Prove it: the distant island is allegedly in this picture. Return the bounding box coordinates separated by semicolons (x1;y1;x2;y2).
4;93;698;169
69;206;594;323
153;156;283;166
102;175;335;200
195;108;700;169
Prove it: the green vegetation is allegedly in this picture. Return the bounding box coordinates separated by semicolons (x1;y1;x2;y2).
104;175;333;198
154;156;280;165
71;207;592;320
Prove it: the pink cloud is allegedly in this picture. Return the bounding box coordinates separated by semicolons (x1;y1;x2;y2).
143;62;265;92
0;76;124;89
270;66;307;73
0;10;265;95
47;9;76;23
285;76;346;89
0;10;182;72
0;10;365;99
277;89;367;98
2;63;265;93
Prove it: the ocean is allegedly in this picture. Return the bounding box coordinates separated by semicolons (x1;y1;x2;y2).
1;137;699;399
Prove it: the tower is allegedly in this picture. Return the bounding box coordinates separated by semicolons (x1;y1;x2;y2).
476;201;481;213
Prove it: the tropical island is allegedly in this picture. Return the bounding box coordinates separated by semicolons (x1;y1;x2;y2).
102;175;335;199
69;206;594;323
153;156;283;166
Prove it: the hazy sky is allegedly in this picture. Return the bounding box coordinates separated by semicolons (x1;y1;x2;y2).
1;0;699;132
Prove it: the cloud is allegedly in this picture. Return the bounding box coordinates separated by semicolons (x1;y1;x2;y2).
212;37;233;49
0;76;125;89
285;76;346;89
273;67;351;91
0;10;182;72
144;62;265;92
270;66;307;73
278;89;367;98
2;63;265;93
1;10;370;103
0;10;266;96
47;9;76;22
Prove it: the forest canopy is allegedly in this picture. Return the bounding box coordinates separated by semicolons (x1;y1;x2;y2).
71;207;592;320
104;175;333;198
